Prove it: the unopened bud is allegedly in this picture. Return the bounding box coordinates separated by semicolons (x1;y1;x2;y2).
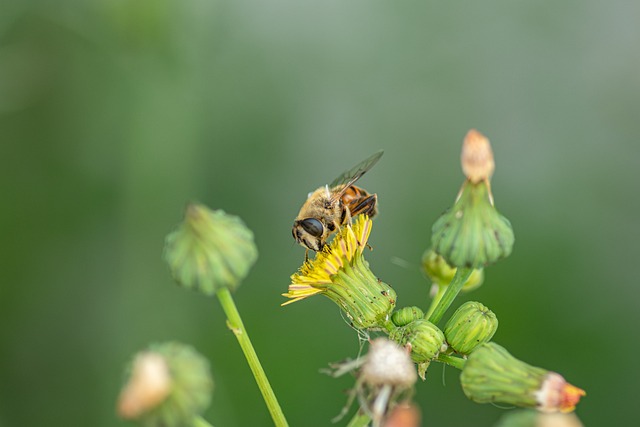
392;306;425;327
461;129;495;184
461;343;585;412
164;204;258;295
421;248;484;291
444;301;498;355
389;319;446;364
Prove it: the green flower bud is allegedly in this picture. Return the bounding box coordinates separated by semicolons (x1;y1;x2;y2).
117;342;213;427
461;343;585;412
421;248;484;291
389;319;446;364
164;203;258;295
391;306;425;327
431;180;514;268
494;409;584;427
444;301;498;355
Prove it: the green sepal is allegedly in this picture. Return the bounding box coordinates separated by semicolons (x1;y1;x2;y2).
325;255;396;330
431;182;514;268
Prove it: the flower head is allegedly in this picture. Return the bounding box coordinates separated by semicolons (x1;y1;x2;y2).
163;203;258;295
283;215;396;330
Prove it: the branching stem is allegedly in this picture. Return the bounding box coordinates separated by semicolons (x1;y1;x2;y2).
427;267;473;325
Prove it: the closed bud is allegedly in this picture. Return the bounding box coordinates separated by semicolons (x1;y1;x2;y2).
421;248;484;291
392;306;425;327
461;343;585;413
431;181;514;268
444;301;498;354
117;342;213;426
389;319;446;364
163;204;258;295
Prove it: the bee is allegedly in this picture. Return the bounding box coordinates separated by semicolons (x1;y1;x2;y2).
292;150;383;253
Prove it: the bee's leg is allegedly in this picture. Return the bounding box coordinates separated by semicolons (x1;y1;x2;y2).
304;249;309;262
349;194;378;218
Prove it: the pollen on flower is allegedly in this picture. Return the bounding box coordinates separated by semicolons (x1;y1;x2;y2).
282;215;372;305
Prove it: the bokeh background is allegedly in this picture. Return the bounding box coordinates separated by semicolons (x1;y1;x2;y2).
2;1;639;426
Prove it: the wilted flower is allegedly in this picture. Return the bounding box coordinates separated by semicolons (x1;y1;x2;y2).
460;343;585;413
431;130;514;269
164;203;258;295
357;338;418;427
283;216;396;331
117;342;213;427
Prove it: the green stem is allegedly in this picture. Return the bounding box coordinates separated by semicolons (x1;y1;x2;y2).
193;416;214;427
427;267;472;325
436;354;466;370
424;284;446;320
216;288;289;427
346;411;371;427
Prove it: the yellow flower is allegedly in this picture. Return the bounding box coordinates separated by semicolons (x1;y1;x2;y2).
282;216;396;331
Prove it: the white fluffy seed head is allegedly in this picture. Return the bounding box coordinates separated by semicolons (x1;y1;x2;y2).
360;338;417;387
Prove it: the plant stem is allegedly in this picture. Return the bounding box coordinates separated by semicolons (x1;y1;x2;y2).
427;267;472;325
424;284;446;320
346;411;371;427
216;288;289;427
436;354;466;370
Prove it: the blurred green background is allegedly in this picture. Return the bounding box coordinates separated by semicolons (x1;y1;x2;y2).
1;1;638;426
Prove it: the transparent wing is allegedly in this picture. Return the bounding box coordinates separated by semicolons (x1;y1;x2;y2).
329;150;383;201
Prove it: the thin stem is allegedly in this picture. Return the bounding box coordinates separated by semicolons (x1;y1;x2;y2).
346;411;372;427
427;267;473;325
436;354;466;370
424;284;446;320
216;288;289;427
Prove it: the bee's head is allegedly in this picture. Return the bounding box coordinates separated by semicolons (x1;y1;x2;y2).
292;218;325;251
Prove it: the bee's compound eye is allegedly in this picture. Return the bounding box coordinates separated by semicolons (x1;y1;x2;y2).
299;218;324;237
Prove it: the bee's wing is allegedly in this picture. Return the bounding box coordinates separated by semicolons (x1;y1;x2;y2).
329;150;383;202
